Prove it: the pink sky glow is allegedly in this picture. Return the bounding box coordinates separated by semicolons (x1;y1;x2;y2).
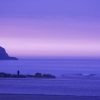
0;18;100;58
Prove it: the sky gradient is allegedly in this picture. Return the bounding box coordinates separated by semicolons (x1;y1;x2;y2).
0;0;100;58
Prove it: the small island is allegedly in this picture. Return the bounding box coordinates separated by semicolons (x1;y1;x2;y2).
0;46;18;60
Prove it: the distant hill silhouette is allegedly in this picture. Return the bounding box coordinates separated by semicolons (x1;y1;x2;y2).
0;46;18;60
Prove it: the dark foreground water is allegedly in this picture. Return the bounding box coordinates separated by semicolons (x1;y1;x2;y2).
0;58;100;96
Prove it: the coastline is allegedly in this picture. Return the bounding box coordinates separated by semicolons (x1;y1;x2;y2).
0;94;100;100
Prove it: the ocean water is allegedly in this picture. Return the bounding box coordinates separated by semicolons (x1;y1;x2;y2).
0;58;100;76
0;58;100;96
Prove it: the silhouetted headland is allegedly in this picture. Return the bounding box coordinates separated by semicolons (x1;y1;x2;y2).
0;46;18;60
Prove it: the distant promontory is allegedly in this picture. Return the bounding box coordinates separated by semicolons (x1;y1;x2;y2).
0;46;18;60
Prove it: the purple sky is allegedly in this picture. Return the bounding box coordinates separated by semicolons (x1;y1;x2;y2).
0;0;100;58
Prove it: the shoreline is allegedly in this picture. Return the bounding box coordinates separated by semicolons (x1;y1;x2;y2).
0;94;100;100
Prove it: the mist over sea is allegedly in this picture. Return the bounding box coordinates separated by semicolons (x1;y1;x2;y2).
0;58;100;96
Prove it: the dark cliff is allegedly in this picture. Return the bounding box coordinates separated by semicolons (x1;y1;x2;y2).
0;46;18;60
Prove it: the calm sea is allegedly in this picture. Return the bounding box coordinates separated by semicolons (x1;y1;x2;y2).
0;58;100;76
0;58;100;96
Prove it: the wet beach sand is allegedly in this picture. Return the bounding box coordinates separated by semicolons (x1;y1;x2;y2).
0;94;100;100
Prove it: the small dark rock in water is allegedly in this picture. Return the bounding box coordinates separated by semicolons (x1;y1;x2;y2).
0;46;18;60
43;74;56;78
0;72;26;78
34;73;56;78
34;73;42;78
26;74;34;77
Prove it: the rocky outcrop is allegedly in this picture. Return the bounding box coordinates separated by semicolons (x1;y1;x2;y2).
34;72;56;78
0;46;18;60
42;74;56;78
34;73;42;78
0;72;56;78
